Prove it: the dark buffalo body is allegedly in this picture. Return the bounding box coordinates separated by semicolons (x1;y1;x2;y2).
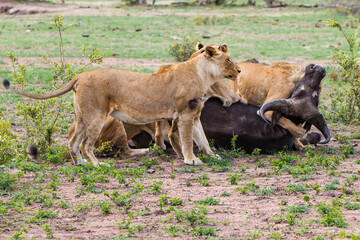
201;97;295;152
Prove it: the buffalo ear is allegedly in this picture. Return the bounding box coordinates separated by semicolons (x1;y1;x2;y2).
218;44;228;53
196;42;204;50
204;46;218;58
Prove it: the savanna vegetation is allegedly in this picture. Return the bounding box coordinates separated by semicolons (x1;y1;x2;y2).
0;0;360;239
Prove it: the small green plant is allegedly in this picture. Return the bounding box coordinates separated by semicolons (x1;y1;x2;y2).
197;173;210;186
288;204;308;214
169;197;182;206
169;37;197;62
11;227;28;240
198;196;220;206
158;194;169;211
41;223;54;239
316;202;348;228
165;224;183;237
344;201;360;210
286;183;308;192
245;229;262;239
227;172;242;185
256;158;266;168
140;156;158;169
98;200;112;214
149;180;163;194
221;191;232;197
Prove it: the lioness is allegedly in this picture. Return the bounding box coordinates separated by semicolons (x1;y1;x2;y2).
68;116;170;158
228;61;307;149
4;45;240;166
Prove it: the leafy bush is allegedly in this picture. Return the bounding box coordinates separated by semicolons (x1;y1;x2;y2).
121;0;140;5
325;19;360;123
193;15;234;25
0;117;18;164
0;168;20;191
169;37;198;62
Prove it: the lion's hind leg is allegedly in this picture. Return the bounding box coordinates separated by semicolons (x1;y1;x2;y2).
79;113;109;167
155;120;167;150
68;119;85;165
112;121;149;157
168;118;183;158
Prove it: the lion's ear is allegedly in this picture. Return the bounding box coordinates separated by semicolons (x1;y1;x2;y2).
218;44;228;53
196;42;204;50
204;46;218;58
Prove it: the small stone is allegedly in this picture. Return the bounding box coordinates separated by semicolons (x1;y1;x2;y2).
147;169;155;174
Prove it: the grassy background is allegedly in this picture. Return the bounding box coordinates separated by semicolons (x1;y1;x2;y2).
0;4;349;60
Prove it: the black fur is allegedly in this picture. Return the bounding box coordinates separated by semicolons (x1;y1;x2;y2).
27;144;39;162
2;79;10;90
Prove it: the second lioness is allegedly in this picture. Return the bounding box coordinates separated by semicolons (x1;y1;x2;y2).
228;61;309;149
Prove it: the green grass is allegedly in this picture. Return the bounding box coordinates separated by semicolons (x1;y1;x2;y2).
0;5;350;61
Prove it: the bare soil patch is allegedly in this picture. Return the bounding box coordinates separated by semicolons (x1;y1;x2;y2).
0;123;359;239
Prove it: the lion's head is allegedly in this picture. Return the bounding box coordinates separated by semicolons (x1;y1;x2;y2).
196;45;240;81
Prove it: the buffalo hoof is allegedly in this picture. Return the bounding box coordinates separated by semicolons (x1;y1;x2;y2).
184;158;203;166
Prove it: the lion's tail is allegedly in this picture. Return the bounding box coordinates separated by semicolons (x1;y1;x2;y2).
27;144;40;163
27;144;72;163
2;75;80;100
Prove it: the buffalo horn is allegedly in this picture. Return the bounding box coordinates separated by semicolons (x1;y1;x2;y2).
305;113;331;144
259;99;292;124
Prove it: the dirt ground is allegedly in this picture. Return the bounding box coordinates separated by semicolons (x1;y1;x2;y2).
0;128;359;239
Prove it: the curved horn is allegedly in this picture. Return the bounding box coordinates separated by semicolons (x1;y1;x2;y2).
305;113;331;144
259;99;292;125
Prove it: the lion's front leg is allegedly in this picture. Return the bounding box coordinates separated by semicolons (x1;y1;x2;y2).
177;115;203;166
208;81;242;107
193;118;213;155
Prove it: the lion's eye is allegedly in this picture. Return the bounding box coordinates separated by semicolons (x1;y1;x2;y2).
227;59;231;63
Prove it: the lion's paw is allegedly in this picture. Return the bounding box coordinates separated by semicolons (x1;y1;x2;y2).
184;158;203;166
99;162;111;167
76;158;89;166
222;99;232;107
290;126;306;138
294;138;306;150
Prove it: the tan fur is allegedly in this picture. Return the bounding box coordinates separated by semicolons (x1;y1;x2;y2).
229;61;307;149
64;44;240;158
68;116;170;158
8;45;240;166
153;43;241;157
